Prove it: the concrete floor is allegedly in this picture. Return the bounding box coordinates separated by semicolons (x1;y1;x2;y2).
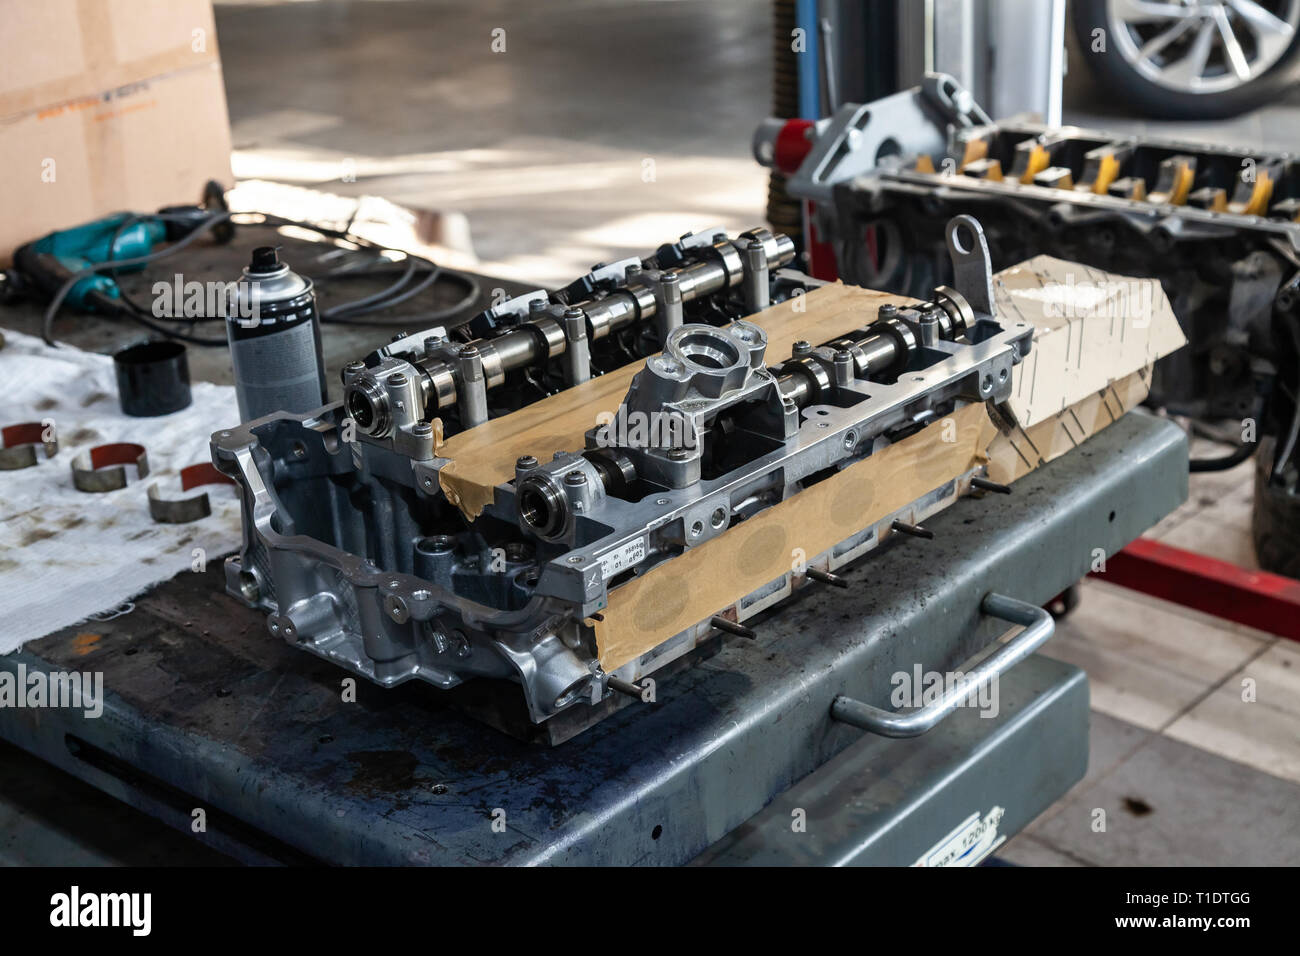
1006;439;1300;865
3;0;1299;865
220;0;774;286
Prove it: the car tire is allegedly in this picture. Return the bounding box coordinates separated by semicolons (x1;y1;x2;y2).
1071;0;1300;119
1252;436;1300;577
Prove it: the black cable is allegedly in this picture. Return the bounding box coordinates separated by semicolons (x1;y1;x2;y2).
232;214;485;323
1184;387;1268;474
322;256;419;319
230;212;474;324
118;309;230;346
1189;442;1257;473
107;212;238;324
323;268;480;326
41;211;235;345
38;209;484;346
79;291;228;346
216;215;481;324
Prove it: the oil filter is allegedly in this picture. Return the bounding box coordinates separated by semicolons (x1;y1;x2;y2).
113;340;192;417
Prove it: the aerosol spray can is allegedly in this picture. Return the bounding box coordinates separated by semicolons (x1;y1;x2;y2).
226;246;328;422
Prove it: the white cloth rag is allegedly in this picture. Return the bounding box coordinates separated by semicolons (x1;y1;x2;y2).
0;329;243;652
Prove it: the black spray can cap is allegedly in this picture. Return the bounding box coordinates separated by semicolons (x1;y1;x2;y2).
229;245;314;327
249;245;282;273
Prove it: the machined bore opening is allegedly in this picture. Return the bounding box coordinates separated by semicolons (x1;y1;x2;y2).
675;328;741;371
416;535;456;554
518;477;566;539
346;388;377;430
554;675;592;709
237;570;261;603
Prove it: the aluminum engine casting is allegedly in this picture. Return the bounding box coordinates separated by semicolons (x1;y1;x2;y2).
213;217;1032;738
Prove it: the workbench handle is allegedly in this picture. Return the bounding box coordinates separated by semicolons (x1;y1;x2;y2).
830;592;1055;738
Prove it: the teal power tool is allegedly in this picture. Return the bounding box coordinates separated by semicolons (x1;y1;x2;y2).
4;181;234;339
18;213;168;312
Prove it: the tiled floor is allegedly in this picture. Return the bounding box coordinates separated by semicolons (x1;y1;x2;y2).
2;0;1298;865
999;437;1300;863
1007;711;1300;866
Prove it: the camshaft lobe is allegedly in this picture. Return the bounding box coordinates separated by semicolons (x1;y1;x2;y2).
345;229;796;435
776;297;970;408
425;234;796;403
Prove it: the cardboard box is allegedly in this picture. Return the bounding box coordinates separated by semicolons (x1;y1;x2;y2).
994;255;1187;427
0;0;233;263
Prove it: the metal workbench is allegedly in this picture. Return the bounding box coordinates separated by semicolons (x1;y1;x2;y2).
0;412;1187;865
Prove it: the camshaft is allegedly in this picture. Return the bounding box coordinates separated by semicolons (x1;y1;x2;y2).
775;287;974;408
343;228;797;435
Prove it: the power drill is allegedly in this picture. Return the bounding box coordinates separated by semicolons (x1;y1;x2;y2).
2;180;234;315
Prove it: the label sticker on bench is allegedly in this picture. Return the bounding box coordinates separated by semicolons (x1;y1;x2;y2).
914;806;1006;867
